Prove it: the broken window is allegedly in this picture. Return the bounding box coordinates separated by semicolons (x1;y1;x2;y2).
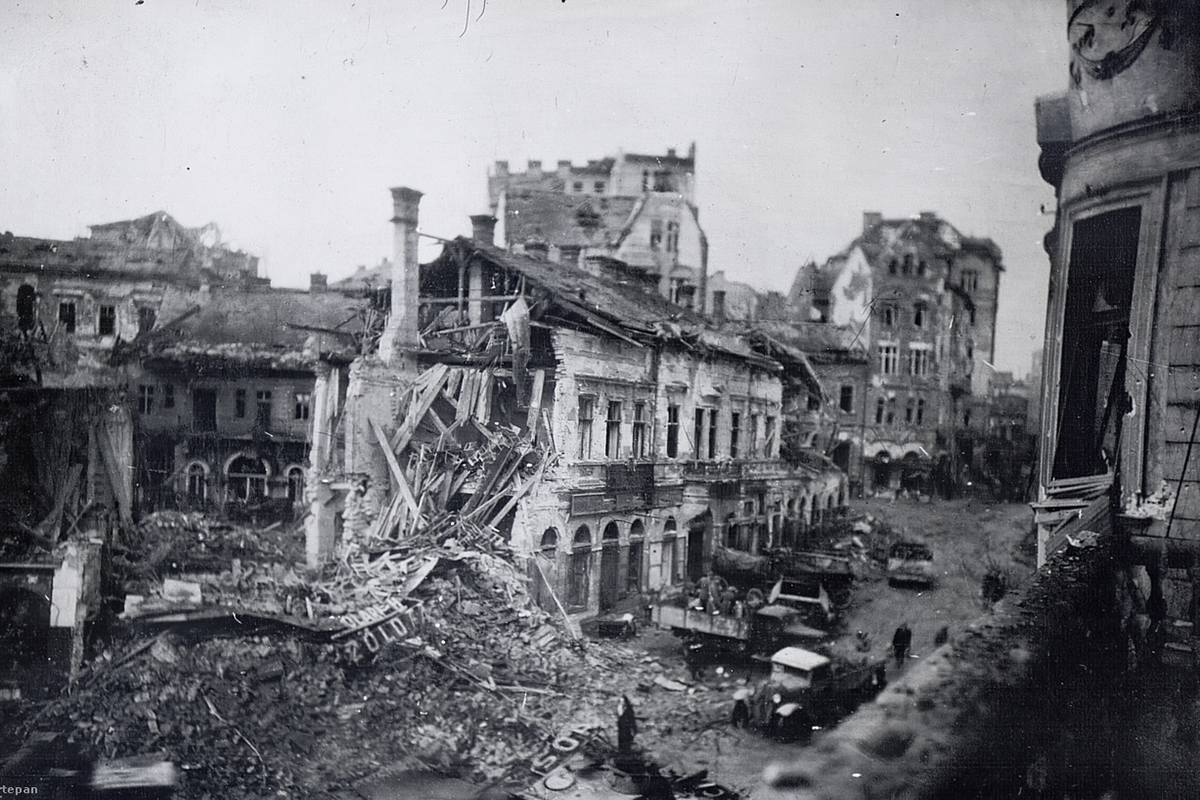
885;398;896;425
879;344;899;374
960;270;979;293
98;304;116;335
294;392;312;421
910;346;930;377
913;302;926;328
163;384;175;409
17;285;36;331
256;390;272;428
711;291;726;321
287;466;305;502
694;408;706;459
750;413;760;456
840;385;854;414
593;181;604;194
730;412;741;459
578;397;595;460
882;305;897;327
605;401;622;458
186;463;207;505
227;456;268;502
193;389;217;432
875;397;885;424
138;385;155;414
235;389;247;418
764;416;776;456
1052;207;1140;479
632;402;647;459
666;220;680;253
666;404;680;458
137;306;156;335
707;410;719;459
905;396;915;423
917;398;926;425
58;300;76;333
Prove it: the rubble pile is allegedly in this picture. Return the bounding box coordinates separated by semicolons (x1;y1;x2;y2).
123;511;302;576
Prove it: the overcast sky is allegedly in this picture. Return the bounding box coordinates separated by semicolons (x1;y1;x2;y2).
0;0;1066;374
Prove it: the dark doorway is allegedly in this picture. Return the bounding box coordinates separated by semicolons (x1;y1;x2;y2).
1053;207;1140;479
687;511;710;581
600;522;620;612
192;389;217;432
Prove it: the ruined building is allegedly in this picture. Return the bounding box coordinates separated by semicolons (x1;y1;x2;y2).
1033;0;1200;631
0;212;352;691
487;146;712;312
792;212;1003;496
311;191;847;618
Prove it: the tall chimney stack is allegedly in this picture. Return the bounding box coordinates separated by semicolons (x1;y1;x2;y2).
378;187;423;367
470;214;497;247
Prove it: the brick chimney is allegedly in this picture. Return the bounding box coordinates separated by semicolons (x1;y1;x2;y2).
470;214;497;246
378;187;422;367
863;211;883;233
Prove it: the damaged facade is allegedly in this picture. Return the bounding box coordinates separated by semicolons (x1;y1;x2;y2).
0;212;356;691
1033;0;1200;649
488;146;710;312
791;211;1004;496
315;190;848;619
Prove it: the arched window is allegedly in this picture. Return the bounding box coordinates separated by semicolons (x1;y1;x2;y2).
286;466;305;502
227;455;268;501
913;302;926;329
540;527;559;553
602;521;620;541
569;525;592;607
186;462;208;505
902;254;914;275
17;285;36;331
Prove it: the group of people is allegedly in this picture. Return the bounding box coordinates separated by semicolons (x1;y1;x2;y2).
686;573;761;619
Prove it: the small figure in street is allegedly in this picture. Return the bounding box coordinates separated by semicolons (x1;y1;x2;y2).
934;625;950;648
731;689;751;728
617;695;638;754
892;623;913;668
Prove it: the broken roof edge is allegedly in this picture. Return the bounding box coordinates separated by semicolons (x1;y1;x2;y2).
430;237;782;371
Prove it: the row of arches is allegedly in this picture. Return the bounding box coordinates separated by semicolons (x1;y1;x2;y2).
537;516;689;613
181;455;306;507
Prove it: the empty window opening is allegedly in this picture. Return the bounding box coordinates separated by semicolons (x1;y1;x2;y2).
1052;207;1140;480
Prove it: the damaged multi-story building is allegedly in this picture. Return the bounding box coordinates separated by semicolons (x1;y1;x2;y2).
790;212;1004;496
0;211;361;691
311;189;848;619
487;146;711;312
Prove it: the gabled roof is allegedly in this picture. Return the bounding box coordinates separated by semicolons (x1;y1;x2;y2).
142;288;369;370
427;239;778;370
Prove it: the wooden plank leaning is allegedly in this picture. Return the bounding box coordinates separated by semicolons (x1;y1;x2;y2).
371;418;422;522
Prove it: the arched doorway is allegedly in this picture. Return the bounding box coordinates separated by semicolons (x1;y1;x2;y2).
872;453;893;493
627;520;645;595
569;526;591;609
186;462;208;508
686;510;711;581
600;521;621;612
227;455;269;502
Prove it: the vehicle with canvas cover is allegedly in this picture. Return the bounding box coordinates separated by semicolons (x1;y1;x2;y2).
745;646;887;738
886;540;936;587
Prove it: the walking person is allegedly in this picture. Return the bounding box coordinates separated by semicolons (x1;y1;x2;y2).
617;695;638;754
892;623;912;668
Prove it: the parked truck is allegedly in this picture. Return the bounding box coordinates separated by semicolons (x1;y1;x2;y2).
713;546;855;609
651;600;825;661
886;540;936;588
743;646;887;738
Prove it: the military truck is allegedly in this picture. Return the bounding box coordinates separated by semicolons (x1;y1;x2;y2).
886;540;936;588
651;600;825;661
744;646;887;738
